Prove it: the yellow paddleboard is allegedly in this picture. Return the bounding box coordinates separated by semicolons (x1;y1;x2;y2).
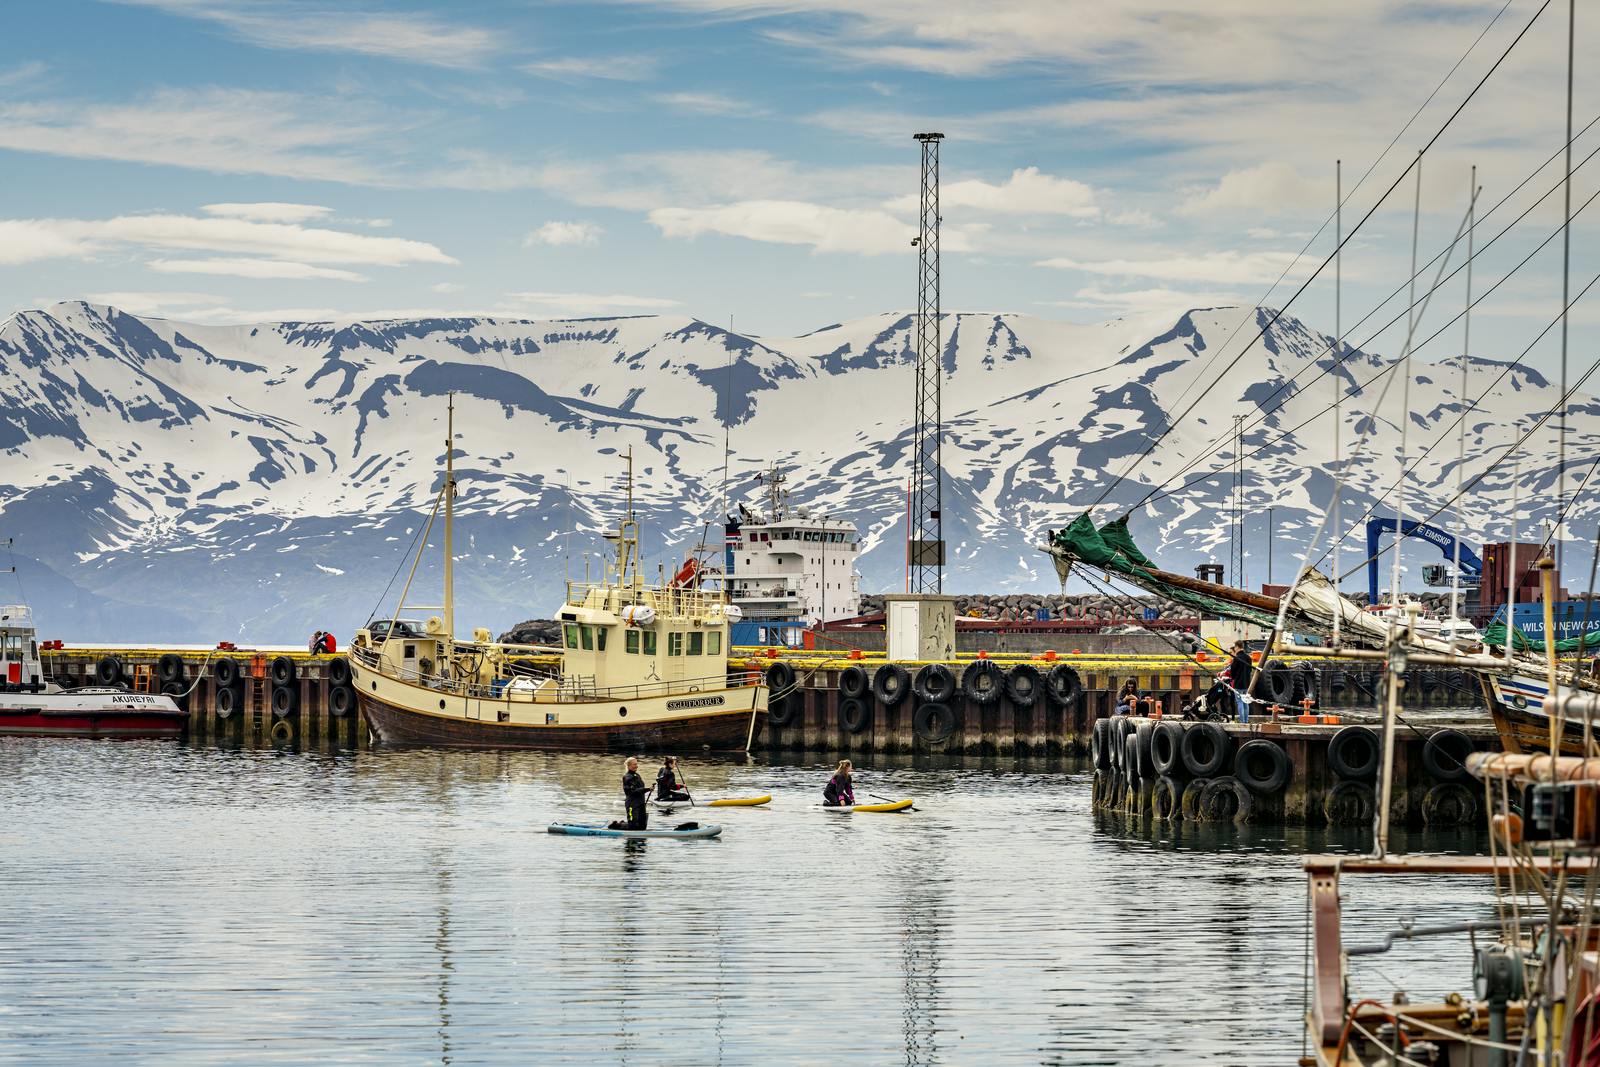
824;799;914;813
706;795;773;807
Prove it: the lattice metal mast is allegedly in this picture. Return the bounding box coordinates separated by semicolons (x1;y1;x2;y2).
909;132;945;593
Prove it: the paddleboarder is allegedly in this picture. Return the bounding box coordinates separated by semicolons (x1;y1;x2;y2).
822;759;856;807
655;755;691;802
610;757;650;831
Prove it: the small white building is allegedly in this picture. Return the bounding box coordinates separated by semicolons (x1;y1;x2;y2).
726;508;862;626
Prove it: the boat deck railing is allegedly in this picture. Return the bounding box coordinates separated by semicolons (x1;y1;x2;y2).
562;582;731;621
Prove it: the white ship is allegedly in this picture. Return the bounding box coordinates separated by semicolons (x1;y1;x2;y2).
723;465;862;627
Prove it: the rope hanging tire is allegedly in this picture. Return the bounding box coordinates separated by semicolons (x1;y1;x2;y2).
1328;726;1381;780
1422;728;1475;782
1324;780;1377;826
765;662;797;727
1153;775;1182;822
1260;659;1295;705
961;660;1003;706
95;656;124;687
1198;776;1255;824
270;655;297;687
271;684;300;720
1091;718;1112;771
1045;664;1082;707
215;685;241;719
838;697;870;734
913;701;957;744
1233;739;1291;796
214;656;240;689
1005;664;1041;707
328;657;352;688
1180;778;1212;821
873;664;910;707
838;665;869;701
914;663;956;703
157;653;185;686
329;685;356;718
1151;721;1186;777
1181;721;1232;778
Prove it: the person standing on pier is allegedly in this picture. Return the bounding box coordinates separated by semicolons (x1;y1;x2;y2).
612;757;650;831
655;755;691;802
822;759;855;807
1226;641;1254;724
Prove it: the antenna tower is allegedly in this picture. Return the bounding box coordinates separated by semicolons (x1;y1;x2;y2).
909;131;945;593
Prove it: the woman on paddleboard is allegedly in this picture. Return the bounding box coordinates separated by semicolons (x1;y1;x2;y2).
655;755;691;802
822;759;855;807
609;757;650;831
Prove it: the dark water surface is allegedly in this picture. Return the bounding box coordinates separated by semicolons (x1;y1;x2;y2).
1;740;1495;1065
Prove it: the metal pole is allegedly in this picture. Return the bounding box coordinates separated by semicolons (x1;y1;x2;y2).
910;131;945;594
1333;159;1343;646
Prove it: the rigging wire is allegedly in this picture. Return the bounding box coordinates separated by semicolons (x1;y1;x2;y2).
1087;0;1555;512
1136;119;1600;512
365;488;443;627
1116;0;1522;462
1557;0;1577;573
1386;155;1427;613
1140;169;1600;516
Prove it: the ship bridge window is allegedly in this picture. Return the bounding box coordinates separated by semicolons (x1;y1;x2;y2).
579;626;594;651
643;631;658;656
596;627;607;651
626;630;640;654
688;632;703;656
564;624;579;650
668;632;683;657
708;632;722;656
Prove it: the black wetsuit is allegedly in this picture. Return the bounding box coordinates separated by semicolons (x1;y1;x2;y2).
622;769;650;830
656;766;690;801
822;773;855;807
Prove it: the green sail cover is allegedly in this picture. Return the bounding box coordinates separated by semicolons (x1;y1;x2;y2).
1098;516;1153;568
1482;622;1600;654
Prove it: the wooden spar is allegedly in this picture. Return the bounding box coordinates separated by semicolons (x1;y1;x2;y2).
1468;750;1600;783
1124;562;1282;614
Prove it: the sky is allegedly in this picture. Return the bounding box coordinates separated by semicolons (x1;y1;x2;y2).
1;0;1598;371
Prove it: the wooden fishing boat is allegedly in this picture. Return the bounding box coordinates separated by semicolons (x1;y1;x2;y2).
352;399;767;753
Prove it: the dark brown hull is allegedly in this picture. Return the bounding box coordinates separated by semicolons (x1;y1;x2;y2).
359;689;761;753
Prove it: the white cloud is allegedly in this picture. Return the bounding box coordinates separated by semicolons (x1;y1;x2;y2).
364;218;393;228
1180;162;1326;216
106;0;502;67
521;56;659;82
0;88;386;185
0;212;455;268
888;166;1100;218
652;91;767;117
502;291;681;315
1043;286;1245;315
0;61;47;89
523;220;603;247
651;199;914;254
84;291;229;317
432;282;465;293
202;202;334;223
1037;248;1311;285
147;258;368;281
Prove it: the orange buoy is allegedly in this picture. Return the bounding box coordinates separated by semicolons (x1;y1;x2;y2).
849;648;863;660
1042;650;1058;661
977;650;989;659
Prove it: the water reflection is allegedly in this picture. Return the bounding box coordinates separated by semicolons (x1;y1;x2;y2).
0;739;1492;1065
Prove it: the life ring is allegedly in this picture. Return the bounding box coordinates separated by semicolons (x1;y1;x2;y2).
1328;726;1380;780
1422;781;1478;826
157;653;186;685
270;655;297;687
1180;778;1212;821
214;656;240;689
838;697;870;734
1153;775;1182;821
1234;739;1291;795
1132;719;1157;778
1422;728;1474;782
1181;721;1232;778
1323;779;1376;826
1260;658;1294;704
839;665;869;700
270;719;294;743
271;684;300;719
1005;664;1042;707
1045;664;1082;707
215;685;240;719
95;656;124;687
1198;776;1255;824
329;685;356;718
913;701;957;744
961;660;1004;706
915;663;957;703
328;657;352;688
873;664;910;707
1151;721;1186;777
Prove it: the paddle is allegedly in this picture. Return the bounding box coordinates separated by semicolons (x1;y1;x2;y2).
868;792;918;812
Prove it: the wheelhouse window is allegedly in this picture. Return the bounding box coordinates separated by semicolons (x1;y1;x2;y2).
564;624;579;650
596;627;607;652
643;631;658;656
668;632;683;656
688;632;703;656
579;626;594;651
707;632;722;655
625;630;640;654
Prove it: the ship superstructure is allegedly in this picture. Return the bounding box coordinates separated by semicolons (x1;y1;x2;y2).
723;466;861;626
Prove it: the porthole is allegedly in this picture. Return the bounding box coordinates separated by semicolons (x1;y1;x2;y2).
439;699;447;710
371;681;378;691
619;706;628;717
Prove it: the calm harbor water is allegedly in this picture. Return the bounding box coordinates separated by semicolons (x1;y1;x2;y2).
2;739;1494;1066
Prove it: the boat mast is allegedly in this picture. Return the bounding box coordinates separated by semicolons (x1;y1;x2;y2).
444;393;455;647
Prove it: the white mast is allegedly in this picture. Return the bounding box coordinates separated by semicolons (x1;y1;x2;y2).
444;393;455;649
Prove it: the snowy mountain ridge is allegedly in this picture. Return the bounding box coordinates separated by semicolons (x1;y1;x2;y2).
0;300;1588;641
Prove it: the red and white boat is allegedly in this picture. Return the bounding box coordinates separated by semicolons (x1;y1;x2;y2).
0;605;187;739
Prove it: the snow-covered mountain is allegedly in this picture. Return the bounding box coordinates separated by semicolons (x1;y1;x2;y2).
0;300;1589;642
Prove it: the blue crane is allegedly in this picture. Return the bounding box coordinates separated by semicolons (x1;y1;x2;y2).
1365;518;1484;603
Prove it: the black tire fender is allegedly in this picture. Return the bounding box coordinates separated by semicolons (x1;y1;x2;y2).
1261;658;1294;704
1005;664;1042;707
838;664;869;700
329;685;356;718
1421;781;1478;826
913;701;957;744
873;664;910;707
1045;664;1082;707
215;685;241;719
95;656;124;687
1133;719;1157;778
1181;721;1232;778
915;663;956;703
1324;779;1376;826
839;697;870;734
1180;778;1212;821
1153;775;1183;821
213;656;241;689
270;655;297;687
961;659;1004;705
271;684;299;719
1198;776;1255;824
1422;728;1474;782
1151;720;1186;777
328;657;352;688
1234;738;1291;795
1328;726;1380;780
1091;717;1112;771
157;653;185;685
